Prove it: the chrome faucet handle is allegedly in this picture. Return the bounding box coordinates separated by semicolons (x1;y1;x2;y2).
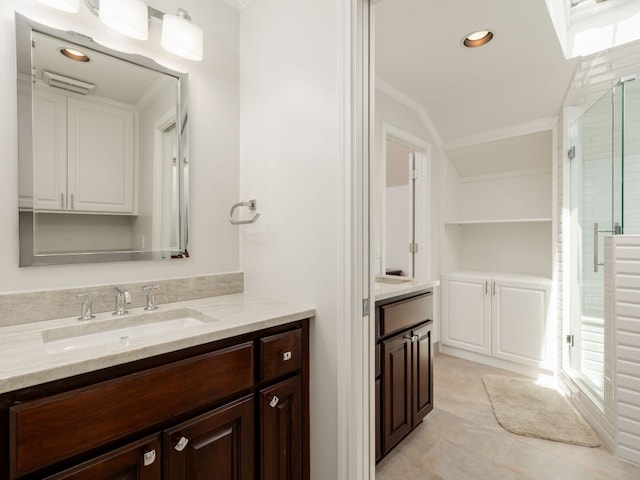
76;292;96;320
113;286;132;315
142;285;160;311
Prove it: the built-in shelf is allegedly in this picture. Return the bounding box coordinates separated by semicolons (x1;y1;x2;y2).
444;218;552;225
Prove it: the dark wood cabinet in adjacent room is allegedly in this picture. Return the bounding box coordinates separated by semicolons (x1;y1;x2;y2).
375;290;433;461
382;332;412;451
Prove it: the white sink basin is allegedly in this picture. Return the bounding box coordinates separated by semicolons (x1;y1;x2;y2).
42;308;216;354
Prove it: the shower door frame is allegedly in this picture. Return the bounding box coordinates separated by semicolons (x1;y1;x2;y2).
565;84;625;409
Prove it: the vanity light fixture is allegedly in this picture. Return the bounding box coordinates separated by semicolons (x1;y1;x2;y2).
98;0;149;41
161;9;204;62
462;30;494;48
60;47;91;62
34;0;80;13
38;0;205;61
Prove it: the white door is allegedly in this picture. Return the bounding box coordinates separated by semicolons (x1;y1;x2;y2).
67;97;135;213
492;278;550;367
442;274;491;355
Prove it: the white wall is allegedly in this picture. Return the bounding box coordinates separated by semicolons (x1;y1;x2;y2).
0;0;240;292
238;1;343;478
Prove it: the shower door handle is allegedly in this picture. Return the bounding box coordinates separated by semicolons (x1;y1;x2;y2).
594;222;599;273
593;222;614;272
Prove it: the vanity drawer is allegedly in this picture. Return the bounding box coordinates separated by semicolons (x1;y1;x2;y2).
10;342;254;478
260;328;302;382
378;293;432;338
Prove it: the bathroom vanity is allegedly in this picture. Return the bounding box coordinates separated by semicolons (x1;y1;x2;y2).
374;278;435;462
0;293;312;480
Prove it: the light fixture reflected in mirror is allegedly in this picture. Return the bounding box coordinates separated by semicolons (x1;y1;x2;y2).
60;47;91;62
161;9;204;62
98;0;148;40
35;0;80;13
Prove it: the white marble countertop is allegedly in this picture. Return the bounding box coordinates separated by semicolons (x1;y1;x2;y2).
374;276;439;302
0;293;314;395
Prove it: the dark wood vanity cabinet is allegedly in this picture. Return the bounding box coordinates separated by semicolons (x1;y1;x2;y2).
163;395;255;480
43;435;162;480
0;320;309;480
375;291;433;461
259;375;303;480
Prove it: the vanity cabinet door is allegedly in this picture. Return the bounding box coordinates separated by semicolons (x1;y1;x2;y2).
259;375;302;480
43;435;160;480
411;322;433;426
163;395;254;480
382;332;412;455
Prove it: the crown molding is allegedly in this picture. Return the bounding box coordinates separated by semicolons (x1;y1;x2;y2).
375;76;443;147
443;117;558;151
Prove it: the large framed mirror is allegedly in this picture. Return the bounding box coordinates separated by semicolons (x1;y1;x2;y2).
16;13;189;266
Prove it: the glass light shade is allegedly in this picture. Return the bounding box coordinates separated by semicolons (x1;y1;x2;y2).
99;0;148;41
35;0;80;13
161;12;203;61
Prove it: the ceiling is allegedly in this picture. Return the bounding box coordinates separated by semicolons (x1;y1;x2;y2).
32;31;167;105
375;0;579;143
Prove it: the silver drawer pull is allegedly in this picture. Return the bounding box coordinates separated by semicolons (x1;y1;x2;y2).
270;396;280;408
175;436;189;452
282;351;292;361
143;449;156;466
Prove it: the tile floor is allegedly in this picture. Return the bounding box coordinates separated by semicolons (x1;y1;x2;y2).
376;352;640;480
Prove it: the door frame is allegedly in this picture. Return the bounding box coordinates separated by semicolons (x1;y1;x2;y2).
379;122;432;281
337;0;374;478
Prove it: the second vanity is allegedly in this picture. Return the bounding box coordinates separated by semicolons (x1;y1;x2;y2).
374;276;436;462
0;291;313;480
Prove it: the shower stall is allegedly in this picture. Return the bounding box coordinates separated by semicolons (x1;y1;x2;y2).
567;74;640;406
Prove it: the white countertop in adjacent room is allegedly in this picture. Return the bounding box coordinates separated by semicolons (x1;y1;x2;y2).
374;276;439;302
0;293;314;394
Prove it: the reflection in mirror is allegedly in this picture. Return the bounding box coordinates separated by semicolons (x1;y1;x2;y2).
16;13;189;266
385;138;414;277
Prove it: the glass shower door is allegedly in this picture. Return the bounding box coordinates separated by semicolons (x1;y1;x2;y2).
568;87;622;404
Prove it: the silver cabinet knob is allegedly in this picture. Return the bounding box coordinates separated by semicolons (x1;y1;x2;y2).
269;396;280;408
143;449;156;466
175;436;189;451
282;351;292;361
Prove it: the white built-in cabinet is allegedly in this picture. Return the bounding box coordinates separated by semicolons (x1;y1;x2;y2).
440;129;555;372
442;272;551;369
33;86;137;214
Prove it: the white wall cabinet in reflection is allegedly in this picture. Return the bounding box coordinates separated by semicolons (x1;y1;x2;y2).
34;86;137;214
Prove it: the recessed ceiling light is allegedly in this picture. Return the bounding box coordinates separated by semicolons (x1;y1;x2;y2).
60;47;91;62
462;30;494;48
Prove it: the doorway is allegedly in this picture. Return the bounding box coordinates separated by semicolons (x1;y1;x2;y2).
379;124;431;282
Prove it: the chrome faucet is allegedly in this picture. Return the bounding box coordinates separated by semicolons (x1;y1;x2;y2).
143;285;159;311
113;286;132;315
76;292;96;320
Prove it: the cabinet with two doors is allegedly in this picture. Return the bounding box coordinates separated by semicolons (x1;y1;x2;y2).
375;290;433;462
32;86;136;214
441;272;552;369
0;320;309;480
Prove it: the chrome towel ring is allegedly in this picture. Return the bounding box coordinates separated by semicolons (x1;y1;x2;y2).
229;199;260;225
